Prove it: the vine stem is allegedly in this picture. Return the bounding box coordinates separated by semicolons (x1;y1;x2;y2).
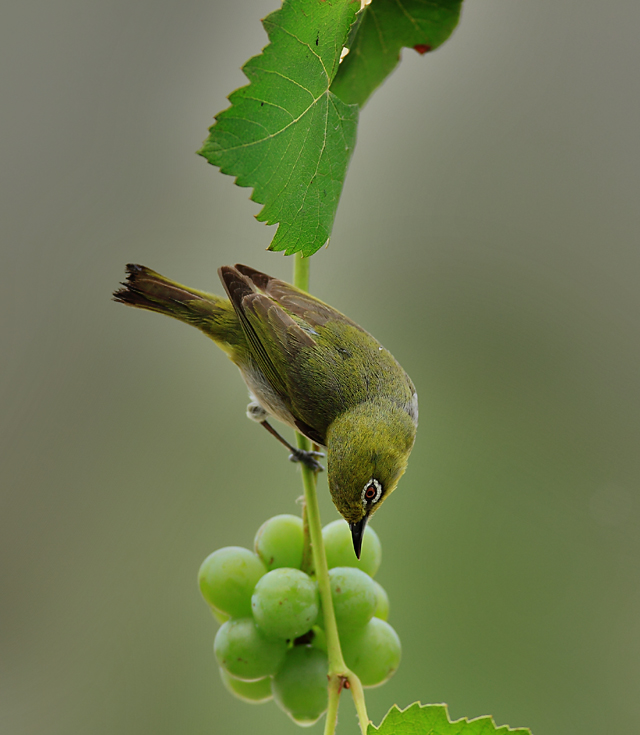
293;254;370;735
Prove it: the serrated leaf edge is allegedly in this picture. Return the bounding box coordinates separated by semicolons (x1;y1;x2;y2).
369;702;532;734
197;0;361;256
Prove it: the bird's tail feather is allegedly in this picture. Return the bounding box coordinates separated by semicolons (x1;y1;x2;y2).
113;264;238;346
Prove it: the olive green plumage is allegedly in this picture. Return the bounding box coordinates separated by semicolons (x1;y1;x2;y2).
114;264;417;555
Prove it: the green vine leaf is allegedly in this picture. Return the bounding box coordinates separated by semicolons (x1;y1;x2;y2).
198;0;361;257
369;703;532;735
331;0;463;108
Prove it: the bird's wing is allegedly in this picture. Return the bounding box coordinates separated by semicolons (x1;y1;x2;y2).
219;265;384;446
218;266;318;404
234;264;367;334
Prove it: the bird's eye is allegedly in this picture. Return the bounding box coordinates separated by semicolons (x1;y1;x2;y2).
361;479;382;506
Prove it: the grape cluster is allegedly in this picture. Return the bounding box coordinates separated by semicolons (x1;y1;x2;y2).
198;515;401;726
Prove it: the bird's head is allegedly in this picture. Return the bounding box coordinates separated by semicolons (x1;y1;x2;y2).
325;401;416;558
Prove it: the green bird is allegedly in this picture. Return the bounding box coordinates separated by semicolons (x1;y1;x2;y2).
113;264;418;557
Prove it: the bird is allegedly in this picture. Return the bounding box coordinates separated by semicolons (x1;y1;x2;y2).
113;263;418;557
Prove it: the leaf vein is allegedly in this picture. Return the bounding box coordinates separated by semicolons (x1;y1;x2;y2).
369;9;388;55
218;90;328;154
265;105;319;217
393;0;424;35
241;95;296;121
270;22;331;83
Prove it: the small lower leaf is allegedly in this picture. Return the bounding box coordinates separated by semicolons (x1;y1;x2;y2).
369;702;532;735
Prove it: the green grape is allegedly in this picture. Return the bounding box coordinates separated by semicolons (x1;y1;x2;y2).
219;668;273;704
198;547;266;618
371;579;389;621
252;568;319;640
341;617;401;688
214;617;287;681
272;646;329;725
254;514;304;570
329;567;377;631
322;520;382;576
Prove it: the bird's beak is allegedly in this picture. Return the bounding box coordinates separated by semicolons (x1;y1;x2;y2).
349;516;368;559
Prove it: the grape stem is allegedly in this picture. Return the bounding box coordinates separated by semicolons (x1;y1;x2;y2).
293;254;370;735
300;502;314;576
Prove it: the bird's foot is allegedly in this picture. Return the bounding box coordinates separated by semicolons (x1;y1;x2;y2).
246;401;268;423
257;418;325;472
288;448;325;473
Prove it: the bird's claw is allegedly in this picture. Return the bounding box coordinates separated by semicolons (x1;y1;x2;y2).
288;449;325;472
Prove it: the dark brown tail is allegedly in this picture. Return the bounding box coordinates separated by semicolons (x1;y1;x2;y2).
113;264;238;341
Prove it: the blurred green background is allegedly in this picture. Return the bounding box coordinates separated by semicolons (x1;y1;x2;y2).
2;1;639;733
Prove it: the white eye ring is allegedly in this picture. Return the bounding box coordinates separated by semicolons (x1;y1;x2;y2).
361;479;382;507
